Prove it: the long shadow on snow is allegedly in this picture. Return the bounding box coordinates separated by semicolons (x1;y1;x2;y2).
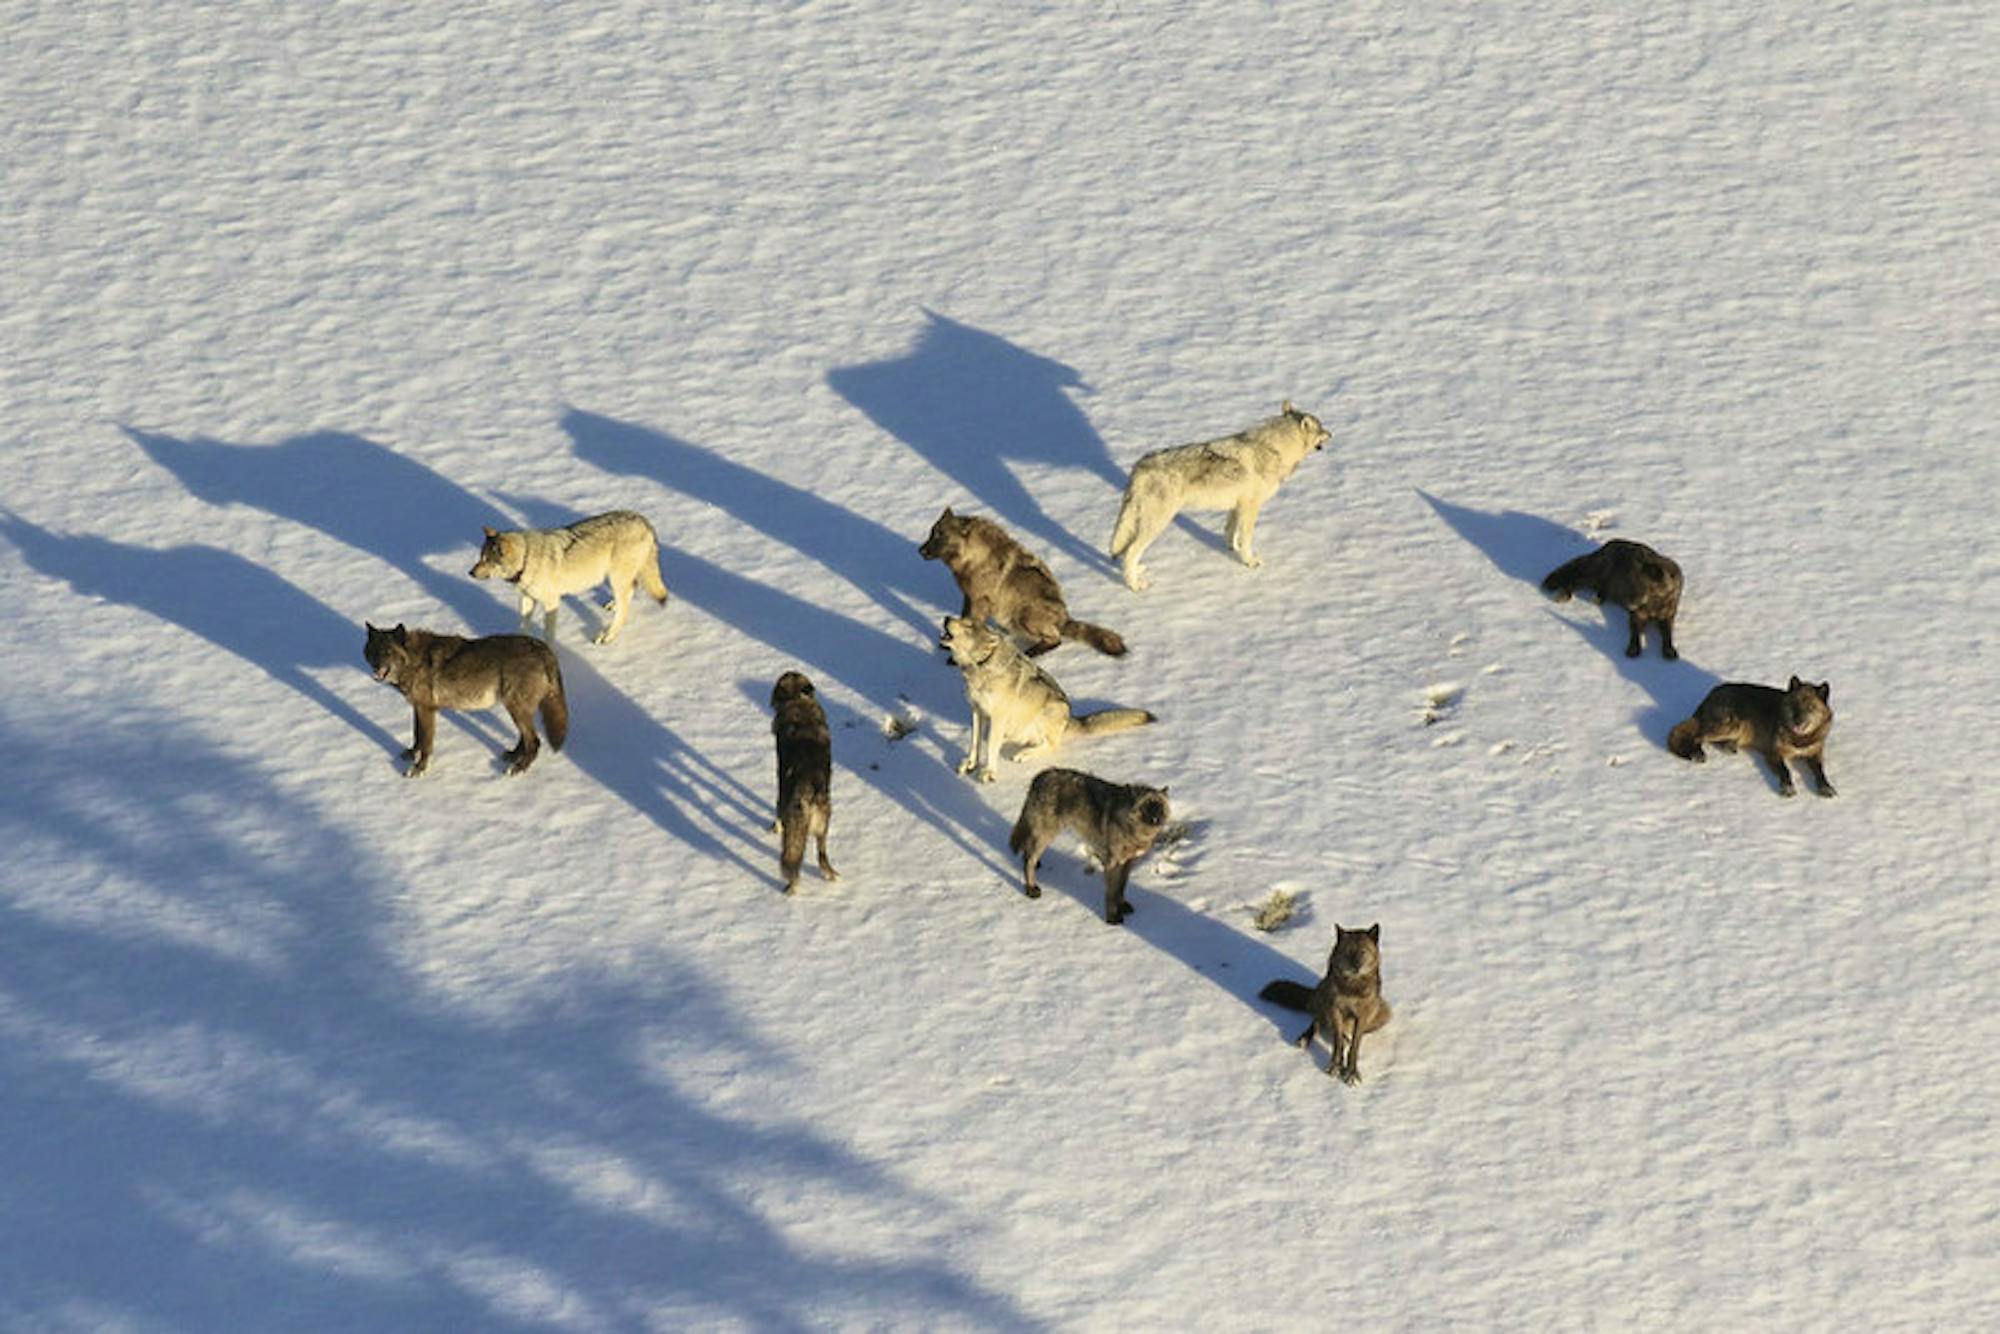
561;408;944;642
0;713;1031;1330
0;511;400;758
122;426;511;631
1418;490;1722;749
827;310;1121;574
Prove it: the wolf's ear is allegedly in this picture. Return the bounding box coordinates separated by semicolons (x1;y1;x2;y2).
482;526;496;538
941;505;954;519
1366;923;1380;941
392;624;408;644
1788;675;1804;690
1816;681;1831;702
1282;399;1295;416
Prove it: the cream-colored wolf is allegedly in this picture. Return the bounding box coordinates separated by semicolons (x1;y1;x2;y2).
939;616;1154;782
1110;401;1330;590
470;510;668;644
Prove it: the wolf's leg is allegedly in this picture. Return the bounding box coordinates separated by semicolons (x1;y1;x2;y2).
407;706;436;777
1658;617;1679;660
1102;860;1134;925
516;591;537;633
1756;746;1797;797
540;601;559;642
1625;613;1647;658
502;700;541;774
1021;848;1043;898
1340;1025;1364;1085
595;581;631;644
816;831;840;881
1293;1022;1315;1049
1119;509;1174;591
959;708;986;777
1805;755;1836;797
1229;502;1265;568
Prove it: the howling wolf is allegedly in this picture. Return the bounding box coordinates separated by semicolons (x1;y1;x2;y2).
1110;401;1330;590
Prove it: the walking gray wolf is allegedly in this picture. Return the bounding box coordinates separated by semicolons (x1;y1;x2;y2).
940;616;1155;782
469;510;668;644
1543;538;1684;659
364;622;568;777
1259;924;1392;1085
770;671;840;894
1007;767;1171;925
1667;676;1835;797
919;507;1125;655
1109;401;1330;591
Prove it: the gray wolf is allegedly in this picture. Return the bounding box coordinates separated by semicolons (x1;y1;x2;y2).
469;510;668;644
939;616;1155;782
1667;676;1835;797
770;671;840;894
364;622;568;776
1543;538;1684;659
1007;767;1171;925
919;507;1125;655
1259;924;1392;1084
1109;401;1330;590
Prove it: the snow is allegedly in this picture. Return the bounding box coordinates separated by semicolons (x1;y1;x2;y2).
3;1;1996;1328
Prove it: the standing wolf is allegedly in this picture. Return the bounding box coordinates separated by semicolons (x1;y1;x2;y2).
364;622;568;777
920;507;1126;655
1542;538;1684;659
1008;767;1172;925
469;510;668;645
1109;401;1330;591
769;671;840;894
1668;676;1835;797
940;616;1155;781
1259;924;1392;1085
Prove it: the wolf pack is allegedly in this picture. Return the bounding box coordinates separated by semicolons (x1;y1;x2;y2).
363;401;1836;1087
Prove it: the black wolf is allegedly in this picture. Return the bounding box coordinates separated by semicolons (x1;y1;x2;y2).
1259;924;1392;1084
1668;676;1835;797
1007;768;1170;925
770;671;840;893
1542;538;1684;659
364;623;568;776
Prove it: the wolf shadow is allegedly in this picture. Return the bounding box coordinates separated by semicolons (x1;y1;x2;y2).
1417;490;1721;748
122;426;510;630
827;310;1121;574
0;512;399;756
561;409;944;641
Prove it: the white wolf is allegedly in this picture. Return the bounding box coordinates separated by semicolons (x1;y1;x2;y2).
1109;401;1330;590
469;510;669;644
939;616;1155;781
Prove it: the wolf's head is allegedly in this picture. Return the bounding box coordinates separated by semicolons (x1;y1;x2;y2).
770;670;817;710
1281;400;1330;453
1782;677;1833;742
469;527;526;581
918;507;971;563
939;614;1003;668
363;622;412;683
1329;924;1382;984
1132;788;1170;830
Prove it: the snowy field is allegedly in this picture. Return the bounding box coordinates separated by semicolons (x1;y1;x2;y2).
3;2;1996;1328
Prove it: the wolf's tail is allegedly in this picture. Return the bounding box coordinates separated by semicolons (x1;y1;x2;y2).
1069;706;1156;737
1258;979;1315;1012
1062;618;1128;656
1666;718;1703;760
541;665;570;751
1541;550;1594;597
1109;489;1141;558
639;539;670;604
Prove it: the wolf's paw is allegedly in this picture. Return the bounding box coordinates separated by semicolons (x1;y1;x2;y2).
1662;646;1680;661
957;755;977;775
1339;1068;1362;1086
1624;642;1643;658
976;767;997;784
592;629;619;645
1124;567;1150;592
1023;884;1041;899
768;817;783;835
1777;782;1796;798
821;868;842;882
403;759;429;778
1241;553;1265;570
401;746;420;761
1816;781;1837;798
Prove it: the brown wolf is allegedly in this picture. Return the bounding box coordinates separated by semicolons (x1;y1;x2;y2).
363;622;568;777
770;671;840;894
1259;924;1392;1084
1007;768;1171;925
919;507;1125;656
1667;676;1835;797
1542;538;1684;659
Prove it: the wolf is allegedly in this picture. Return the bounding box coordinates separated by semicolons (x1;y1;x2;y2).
939;616;1155;782
469;510;668;644
1007;767;1172;925
920;507;1126;655
363;622;568;777
1667;676;1835;797
770;671;840;894
1259;924;1392;1085
1109;401;1331;591
1542;538;1684;659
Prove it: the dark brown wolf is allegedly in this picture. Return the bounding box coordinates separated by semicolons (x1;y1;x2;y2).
1259;924;1392;1084
1542;538;1684;659
1007;767;1170;924
1668;676;1835;797
920;507;1126;656
770;671;839;894
363;622;568;777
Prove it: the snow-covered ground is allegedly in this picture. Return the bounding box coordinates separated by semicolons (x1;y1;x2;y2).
4;3;1996;1328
